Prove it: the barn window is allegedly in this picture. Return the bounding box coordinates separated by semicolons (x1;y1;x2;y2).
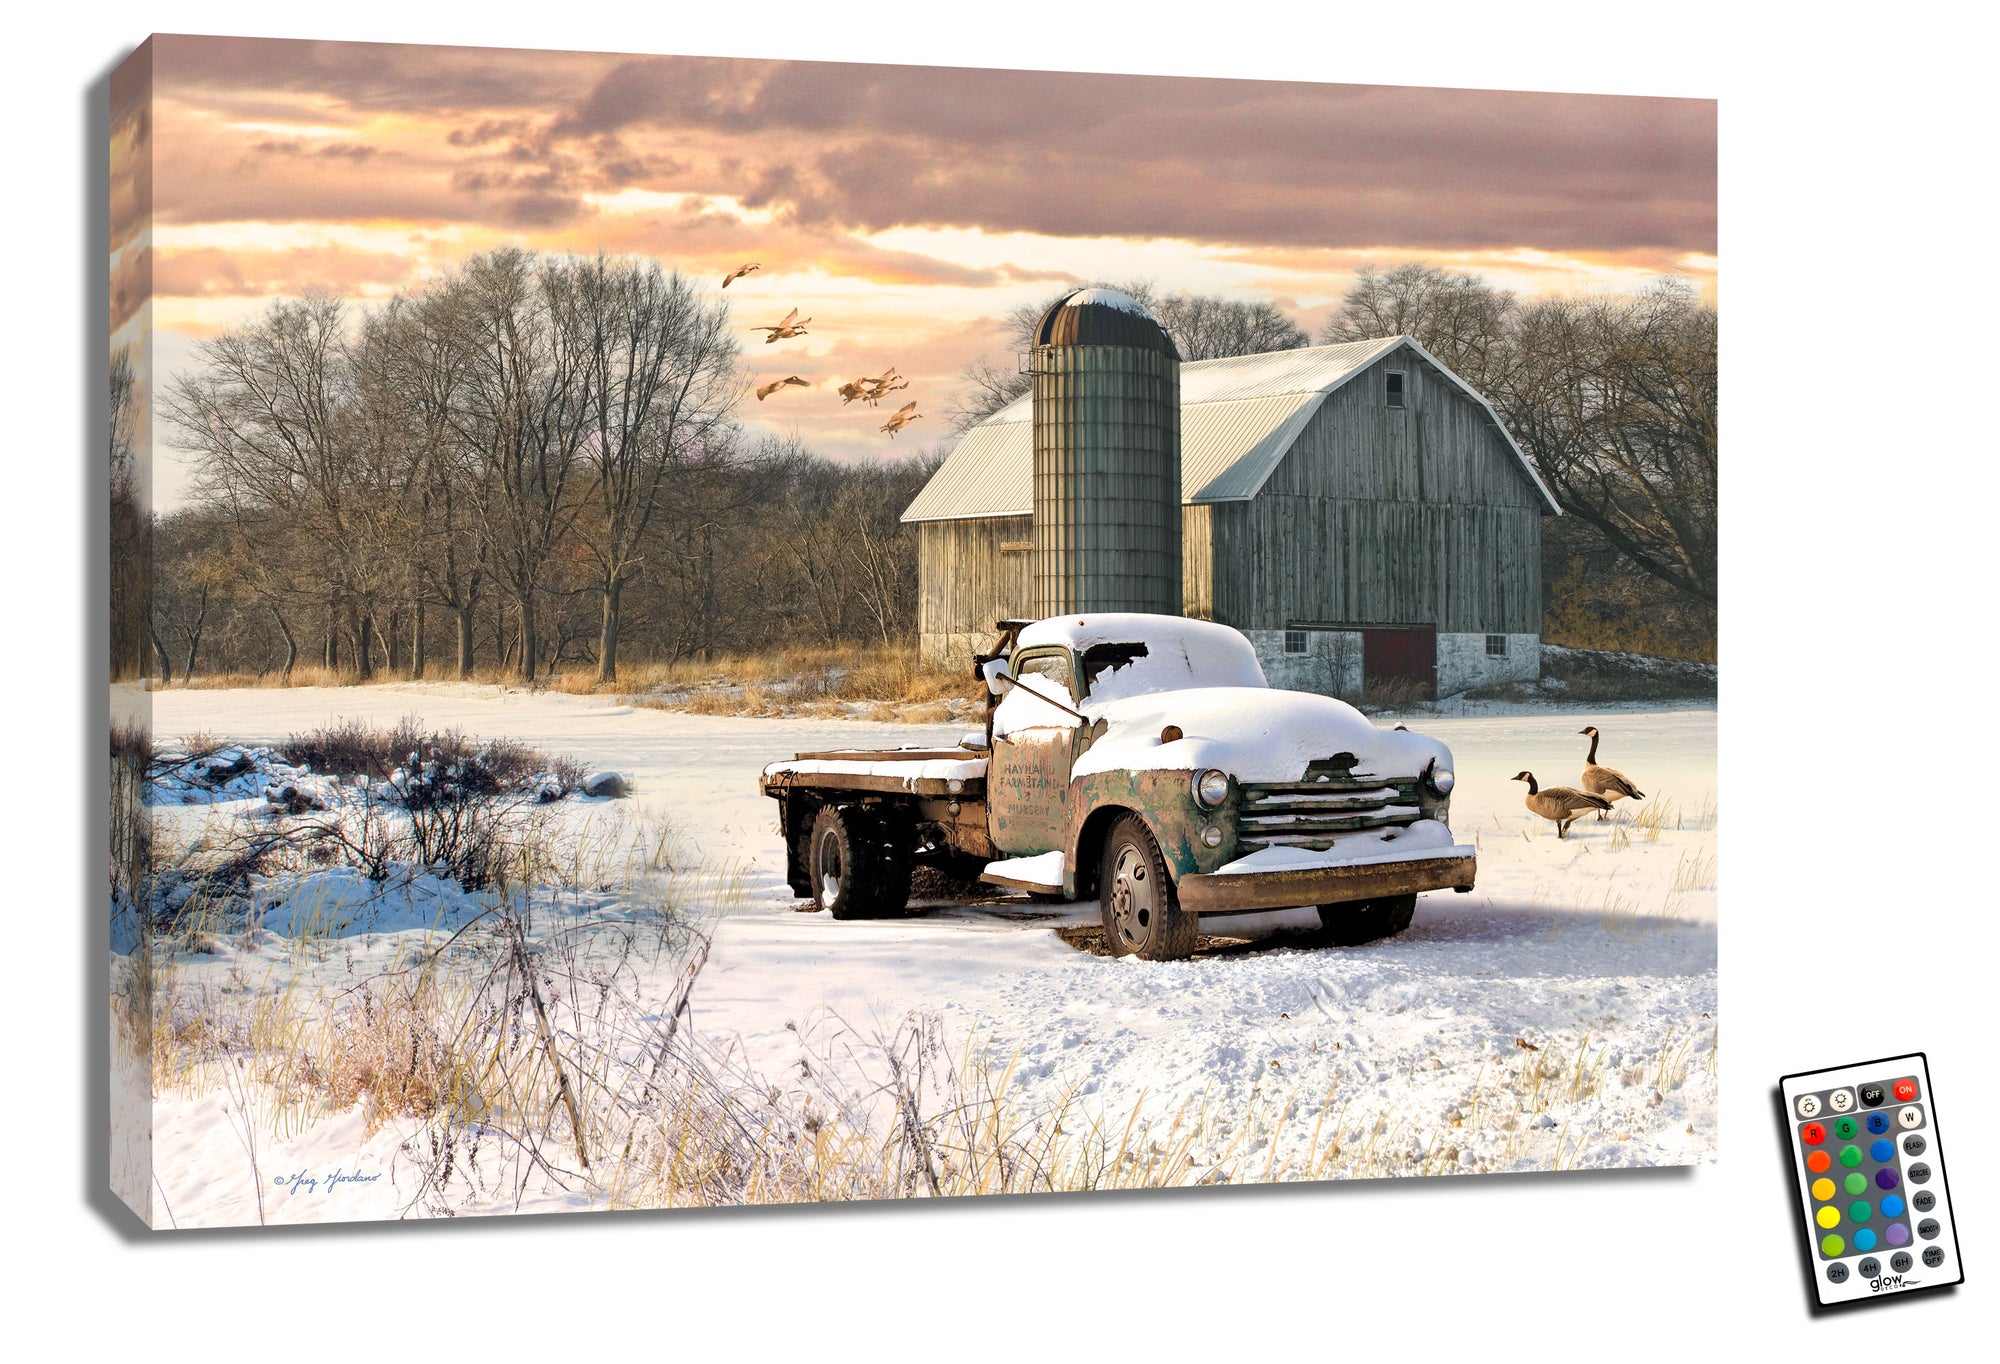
1284;629;1308;655
1385;371;1407;408
1485;634;1507;657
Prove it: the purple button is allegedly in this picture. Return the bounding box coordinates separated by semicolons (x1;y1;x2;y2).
1876;1167;1900;1190
1886;1223;1911;1247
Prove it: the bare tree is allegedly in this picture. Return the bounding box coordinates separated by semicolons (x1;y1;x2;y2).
1500;281;1717;609
556;253;742;681
1320;262;1517;389
444;250;595;682
109;345;151;681
162;293;401;679
1153;293;1308;360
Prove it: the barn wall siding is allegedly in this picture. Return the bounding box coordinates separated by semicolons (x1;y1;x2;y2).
918;515;1033;666
1213;349;1543;637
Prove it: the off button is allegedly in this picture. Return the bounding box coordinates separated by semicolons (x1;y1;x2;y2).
1860;1083;1886;1107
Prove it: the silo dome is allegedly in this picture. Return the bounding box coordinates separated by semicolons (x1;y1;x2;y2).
1033;288;1181;358
1030;287;1183;619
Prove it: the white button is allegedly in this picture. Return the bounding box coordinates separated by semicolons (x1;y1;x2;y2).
1828;1089;1854;1113
1797;1094;1822;1118
1898;1105;1923;1129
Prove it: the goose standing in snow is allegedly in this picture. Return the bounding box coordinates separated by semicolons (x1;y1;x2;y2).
1578;725;1645;819
1513;771;1611;839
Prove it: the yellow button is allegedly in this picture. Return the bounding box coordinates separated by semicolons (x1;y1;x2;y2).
1812;1178;1836;1201
1816;1205;1841;1229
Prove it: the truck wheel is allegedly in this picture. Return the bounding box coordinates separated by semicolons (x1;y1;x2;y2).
1316;894;1418;946
810;805;880;920
1099;814;1197;961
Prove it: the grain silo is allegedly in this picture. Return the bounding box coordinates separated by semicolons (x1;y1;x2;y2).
1031;288;1182;616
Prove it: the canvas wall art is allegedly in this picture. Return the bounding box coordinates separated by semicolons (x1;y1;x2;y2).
107;34;1718;1227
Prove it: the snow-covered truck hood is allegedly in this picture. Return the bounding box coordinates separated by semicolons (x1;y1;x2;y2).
1071;686;1452;784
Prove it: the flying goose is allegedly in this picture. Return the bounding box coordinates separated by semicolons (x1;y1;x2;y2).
879;400;921;437
749;308;810;343
755;375;810;401
721;262;761;288
1578;726;1645;819
1513;771;1612;839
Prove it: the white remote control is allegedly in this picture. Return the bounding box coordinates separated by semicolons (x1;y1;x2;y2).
1780;1053;1963;1306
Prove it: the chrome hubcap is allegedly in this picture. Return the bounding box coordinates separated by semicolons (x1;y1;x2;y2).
1108;843;1153;946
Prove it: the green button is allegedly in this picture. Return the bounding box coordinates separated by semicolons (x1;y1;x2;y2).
1850;1200;1873;1223
1822;1234;1845;1256
1840;1145;1864;1168
1845;1172;1868;1196
1834;1117;1859;1140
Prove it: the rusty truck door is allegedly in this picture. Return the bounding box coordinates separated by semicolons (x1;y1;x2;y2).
988;646;1084;854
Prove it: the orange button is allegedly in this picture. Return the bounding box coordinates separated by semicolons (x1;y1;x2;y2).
1807;1149;1832;1173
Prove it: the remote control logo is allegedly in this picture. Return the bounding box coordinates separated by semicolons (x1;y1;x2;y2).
1869;1274;1917;1293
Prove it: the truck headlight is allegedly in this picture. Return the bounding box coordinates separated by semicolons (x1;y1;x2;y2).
1425;763;1455;797
1193;769;1230;808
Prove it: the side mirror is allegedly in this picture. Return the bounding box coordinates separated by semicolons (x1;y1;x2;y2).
980;656;1012;698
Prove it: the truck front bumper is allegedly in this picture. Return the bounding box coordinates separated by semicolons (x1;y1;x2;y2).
1175;850;1476;916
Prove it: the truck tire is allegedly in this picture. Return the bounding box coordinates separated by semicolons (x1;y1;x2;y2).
1316;894;1418;946
810;805;880;920
1099;814;1197;961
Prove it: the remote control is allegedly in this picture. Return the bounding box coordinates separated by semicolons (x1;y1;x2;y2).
1780;1053;1963;1306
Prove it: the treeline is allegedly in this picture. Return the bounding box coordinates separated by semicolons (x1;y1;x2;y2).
148;248;940;684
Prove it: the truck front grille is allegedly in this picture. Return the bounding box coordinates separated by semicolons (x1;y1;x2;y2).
1235;776;1423;851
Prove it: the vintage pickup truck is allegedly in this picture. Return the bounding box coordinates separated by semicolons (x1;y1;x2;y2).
759;614;1475;961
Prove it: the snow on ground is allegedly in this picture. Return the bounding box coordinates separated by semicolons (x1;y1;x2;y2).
143;684;1716;1219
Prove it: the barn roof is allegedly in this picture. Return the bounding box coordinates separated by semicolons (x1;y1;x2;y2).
901;335;1560;522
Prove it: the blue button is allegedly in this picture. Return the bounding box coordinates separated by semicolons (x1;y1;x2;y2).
1866;1112;1891;1135
1882;1194;1906;1218
1853;1228;1879;1252
1870;1138;1894;1162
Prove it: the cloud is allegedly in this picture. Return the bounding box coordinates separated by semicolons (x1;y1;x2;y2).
144;37;1714;260
152;245;416;299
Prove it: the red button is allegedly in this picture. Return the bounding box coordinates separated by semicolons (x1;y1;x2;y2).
1802;1122;1826;1145
1895;1078;1918;1101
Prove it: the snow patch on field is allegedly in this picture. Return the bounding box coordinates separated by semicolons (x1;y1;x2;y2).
141;686;1717;1219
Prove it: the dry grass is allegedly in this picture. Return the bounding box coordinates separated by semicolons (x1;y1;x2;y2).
172;642;985;724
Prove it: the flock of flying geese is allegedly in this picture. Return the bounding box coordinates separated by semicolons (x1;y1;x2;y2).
724;263;923;438
1511;725;1647;839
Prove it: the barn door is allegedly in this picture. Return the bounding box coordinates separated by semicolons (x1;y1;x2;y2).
1362;627;1436;700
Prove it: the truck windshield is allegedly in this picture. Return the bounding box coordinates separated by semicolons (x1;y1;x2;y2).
1075;630;1267;702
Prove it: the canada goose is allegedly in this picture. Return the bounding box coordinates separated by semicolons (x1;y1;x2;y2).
879;401;921;438
721;262;760;288
839;367;898;405
755;375;810;401
1578;726;1645;819
749;307;810;343
1512;771;1611;839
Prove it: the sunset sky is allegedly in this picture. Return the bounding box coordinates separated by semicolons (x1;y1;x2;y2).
112;34;1716;509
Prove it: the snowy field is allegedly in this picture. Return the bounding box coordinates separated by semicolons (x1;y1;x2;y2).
136;683;1717;1223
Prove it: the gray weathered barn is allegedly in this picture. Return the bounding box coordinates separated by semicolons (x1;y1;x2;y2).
903;320;1560;699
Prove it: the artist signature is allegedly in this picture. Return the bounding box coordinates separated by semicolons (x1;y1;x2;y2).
272;1167;383;1195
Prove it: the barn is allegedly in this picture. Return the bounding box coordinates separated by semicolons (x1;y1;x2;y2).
903;293;1559;700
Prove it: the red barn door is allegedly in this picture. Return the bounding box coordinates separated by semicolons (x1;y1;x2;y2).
1362;627;1436;700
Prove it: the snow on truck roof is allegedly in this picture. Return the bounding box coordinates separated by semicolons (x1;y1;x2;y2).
1016;614;1266;698
900;334;1560;522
